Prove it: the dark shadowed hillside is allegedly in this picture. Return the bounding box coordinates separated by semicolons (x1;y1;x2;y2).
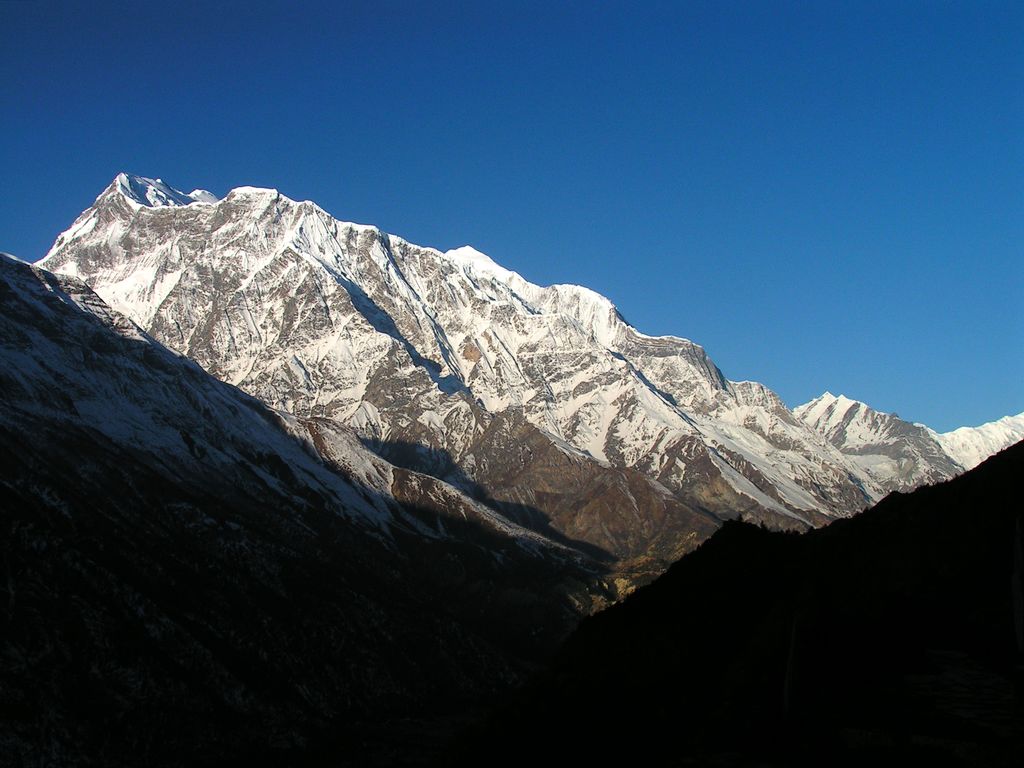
0;255;608;767
450;441;1024;767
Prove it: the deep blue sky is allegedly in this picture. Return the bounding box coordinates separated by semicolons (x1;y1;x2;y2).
2;1;1021;430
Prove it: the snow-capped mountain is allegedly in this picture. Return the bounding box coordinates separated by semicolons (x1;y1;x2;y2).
934;412;1024;470
794;392;964;492
37;174;1019;571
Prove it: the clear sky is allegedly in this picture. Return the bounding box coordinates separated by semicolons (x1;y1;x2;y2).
2;1;1021;431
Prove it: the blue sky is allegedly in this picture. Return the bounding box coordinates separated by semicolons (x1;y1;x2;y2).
2;1;1020;431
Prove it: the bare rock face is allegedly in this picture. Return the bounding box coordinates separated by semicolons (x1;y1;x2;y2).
41;174;987;574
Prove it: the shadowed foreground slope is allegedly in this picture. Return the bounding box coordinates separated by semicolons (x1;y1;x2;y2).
0;255;607;767
451;441;1024;766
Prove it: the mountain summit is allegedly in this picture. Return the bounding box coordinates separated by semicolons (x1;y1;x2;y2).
112;172;218;207
794;391;964;492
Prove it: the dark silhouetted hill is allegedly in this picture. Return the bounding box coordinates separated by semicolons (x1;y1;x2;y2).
450;441;1024;766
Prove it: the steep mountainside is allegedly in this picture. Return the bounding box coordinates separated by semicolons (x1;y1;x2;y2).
452;442;1024;766
40;174;894;567
795;391;964;492
0;253;608;766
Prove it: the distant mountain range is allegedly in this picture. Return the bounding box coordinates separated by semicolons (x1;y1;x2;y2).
38;173;1023;579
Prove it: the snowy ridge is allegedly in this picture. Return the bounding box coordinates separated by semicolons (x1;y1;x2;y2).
445;245;522;284
934;412;1024;470
114;172;219;207
1;254;381;531
793;392;911;453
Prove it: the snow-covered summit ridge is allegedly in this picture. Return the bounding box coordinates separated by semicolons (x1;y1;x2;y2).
113;173;219;208
59;174;664;353
444;246;612;310
89;175;697;358
794;392;872;430
793;390;962;492
445;245;521;284
188;188;219;204
43;173;870;524
933;411;1024;470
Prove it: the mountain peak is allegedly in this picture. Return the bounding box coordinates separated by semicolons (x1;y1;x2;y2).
187;188;219;204
796;391;864;424
444;245;521;284
224;185;282;200
795;389;963;491
820;391;862;407
111;173;218;208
